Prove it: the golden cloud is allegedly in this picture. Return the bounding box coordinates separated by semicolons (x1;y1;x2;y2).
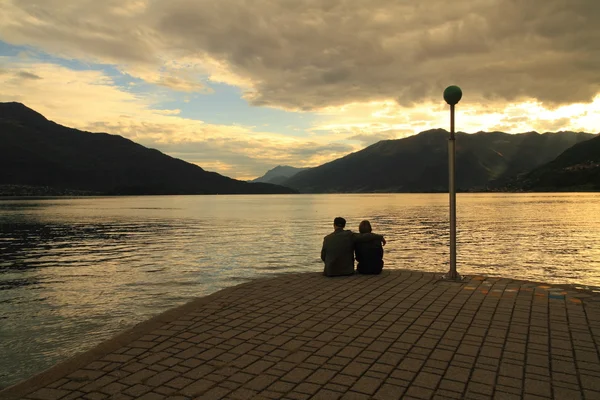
1;0;599;109
0;60;356;179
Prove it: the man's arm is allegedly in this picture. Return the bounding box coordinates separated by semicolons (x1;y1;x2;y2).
321;238;327;262
352;232;385;244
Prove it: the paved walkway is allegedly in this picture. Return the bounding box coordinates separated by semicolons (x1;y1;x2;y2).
2;270;600;400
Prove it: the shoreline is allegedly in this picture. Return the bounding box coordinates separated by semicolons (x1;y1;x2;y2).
2;190;600;198
0;278;262;399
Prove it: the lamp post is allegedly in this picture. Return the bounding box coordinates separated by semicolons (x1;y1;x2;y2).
443;85;462;280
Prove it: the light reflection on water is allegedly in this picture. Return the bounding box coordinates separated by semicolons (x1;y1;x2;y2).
1;193;599;387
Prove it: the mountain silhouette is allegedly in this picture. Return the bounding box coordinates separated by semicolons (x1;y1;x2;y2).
511;134;600;191
0;102;296;195
282;129;595;193
251;165;310;185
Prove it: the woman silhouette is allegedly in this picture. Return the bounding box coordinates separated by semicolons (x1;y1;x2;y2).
355;220;384;275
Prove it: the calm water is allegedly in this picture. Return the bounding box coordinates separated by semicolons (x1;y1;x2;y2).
1;193;600;387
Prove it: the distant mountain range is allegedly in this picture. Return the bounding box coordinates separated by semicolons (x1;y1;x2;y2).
277;129;597;193
0;102;295;195
3;102;598;196
251;165;309;185
509;134;600;191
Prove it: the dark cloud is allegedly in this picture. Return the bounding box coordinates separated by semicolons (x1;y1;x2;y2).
16;71;42;80
1;0;599;108
0;0;157;63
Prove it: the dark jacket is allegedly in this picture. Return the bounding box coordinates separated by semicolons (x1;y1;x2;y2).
355;240;384;274
321;229;383;277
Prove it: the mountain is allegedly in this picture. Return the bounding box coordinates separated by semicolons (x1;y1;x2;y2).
251;165;310;185
0;102;296;195
511;134;600;191
282;129;596;193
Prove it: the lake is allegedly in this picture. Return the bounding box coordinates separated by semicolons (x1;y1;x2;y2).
1;193;600;387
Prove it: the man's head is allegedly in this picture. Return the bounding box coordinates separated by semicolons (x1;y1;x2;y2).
333;217;346;229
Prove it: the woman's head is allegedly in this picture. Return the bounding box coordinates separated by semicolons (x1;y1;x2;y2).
359;220;372;233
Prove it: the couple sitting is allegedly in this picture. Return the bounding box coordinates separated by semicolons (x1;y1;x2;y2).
321;217;386;277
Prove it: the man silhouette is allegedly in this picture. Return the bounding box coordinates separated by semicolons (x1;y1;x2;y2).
321;217;386;277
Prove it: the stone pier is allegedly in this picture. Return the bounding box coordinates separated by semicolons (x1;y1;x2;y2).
2;270;600;400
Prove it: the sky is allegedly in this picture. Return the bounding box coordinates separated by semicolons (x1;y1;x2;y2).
0;0;599;180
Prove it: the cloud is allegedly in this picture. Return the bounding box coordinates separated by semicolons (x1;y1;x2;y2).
143;139;354;179
348;131;405;147
119;62;213;93
16;70;41;80
0;59;356;179
1;0;599;109
311;98;600;140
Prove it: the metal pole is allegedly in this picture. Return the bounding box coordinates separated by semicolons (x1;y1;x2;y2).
449;104;457;279
442;85;462;281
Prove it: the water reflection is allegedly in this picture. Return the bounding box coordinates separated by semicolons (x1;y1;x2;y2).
1;193;600;387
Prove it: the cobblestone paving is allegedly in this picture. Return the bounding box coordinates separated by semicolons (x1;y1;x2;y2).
3;270;600;400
